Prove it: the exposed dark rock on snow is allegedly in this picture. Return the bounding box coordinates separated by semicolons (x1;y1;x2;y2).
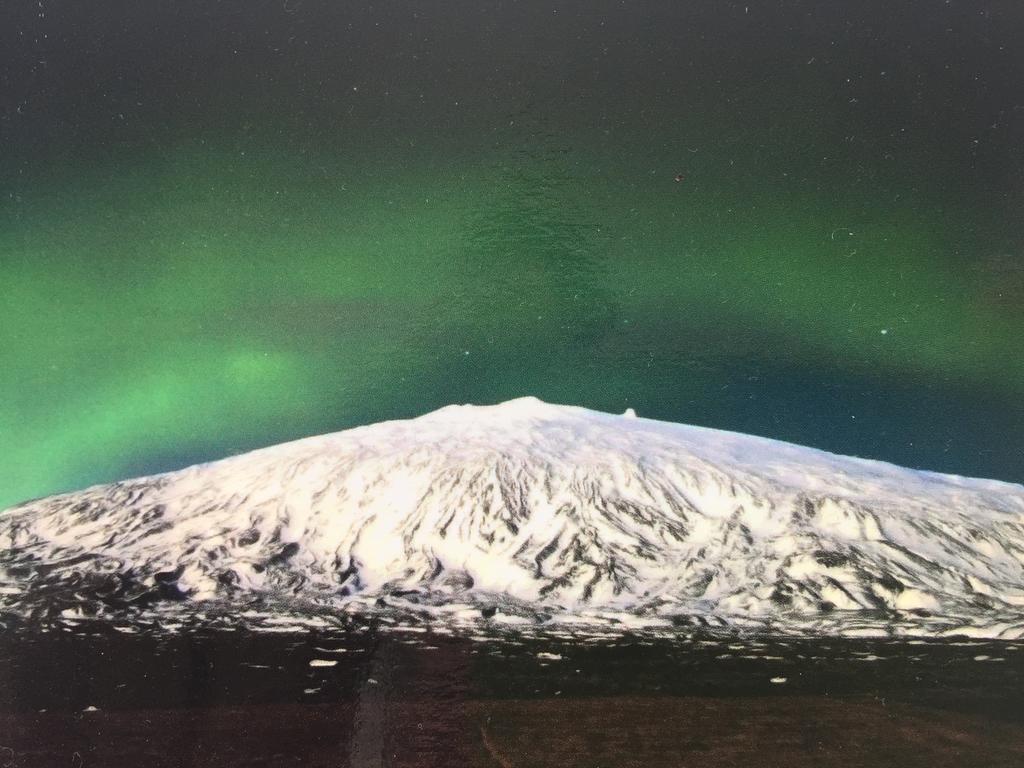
3;398;1023;638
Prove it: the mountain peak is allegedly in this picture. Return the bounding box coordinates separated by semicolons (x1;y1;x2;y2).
418;396;575;423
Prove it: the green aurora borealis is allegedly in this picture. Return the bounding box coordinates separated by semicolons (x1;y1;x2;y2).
2;0;1023;508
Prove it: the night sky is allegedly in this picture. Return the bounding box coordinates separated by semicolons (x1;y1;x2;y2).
2;0;1023;508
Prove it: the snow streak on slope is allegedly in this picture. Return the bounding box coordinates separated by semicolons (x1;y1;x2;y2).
3;398;1024;638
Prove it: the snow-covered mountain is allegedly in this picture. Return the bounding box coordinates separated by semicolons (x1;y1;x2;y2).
3;397;1024;638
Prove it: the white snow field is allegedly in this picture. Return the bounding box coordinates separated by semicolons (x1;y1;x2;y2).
3;397;1024;638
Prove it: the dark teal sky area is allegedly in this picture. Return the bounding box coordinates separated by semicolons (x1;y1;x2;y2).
2;0;1023;507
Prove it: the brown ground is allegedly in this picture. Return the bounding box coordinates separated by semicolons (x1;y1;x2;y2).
2;694;1022;768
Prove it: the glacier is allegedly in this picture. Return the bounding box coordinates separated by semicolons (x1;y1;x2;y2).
3;397;1024;639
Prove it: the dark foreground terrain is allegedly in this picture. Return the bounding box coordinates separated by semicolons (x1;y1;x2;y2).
1;623;1023;767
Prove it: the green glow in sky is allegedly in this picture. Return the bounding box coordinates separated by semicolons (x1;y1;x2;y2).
2;1;1022;506
2;137;1021;508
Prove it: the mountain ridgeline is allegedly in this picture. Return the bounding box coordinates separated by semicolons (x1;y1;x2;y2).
3;398;1024;638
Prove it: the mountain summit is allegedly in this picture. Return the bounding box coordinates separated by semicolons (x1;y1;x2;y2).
3;398;1024;638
